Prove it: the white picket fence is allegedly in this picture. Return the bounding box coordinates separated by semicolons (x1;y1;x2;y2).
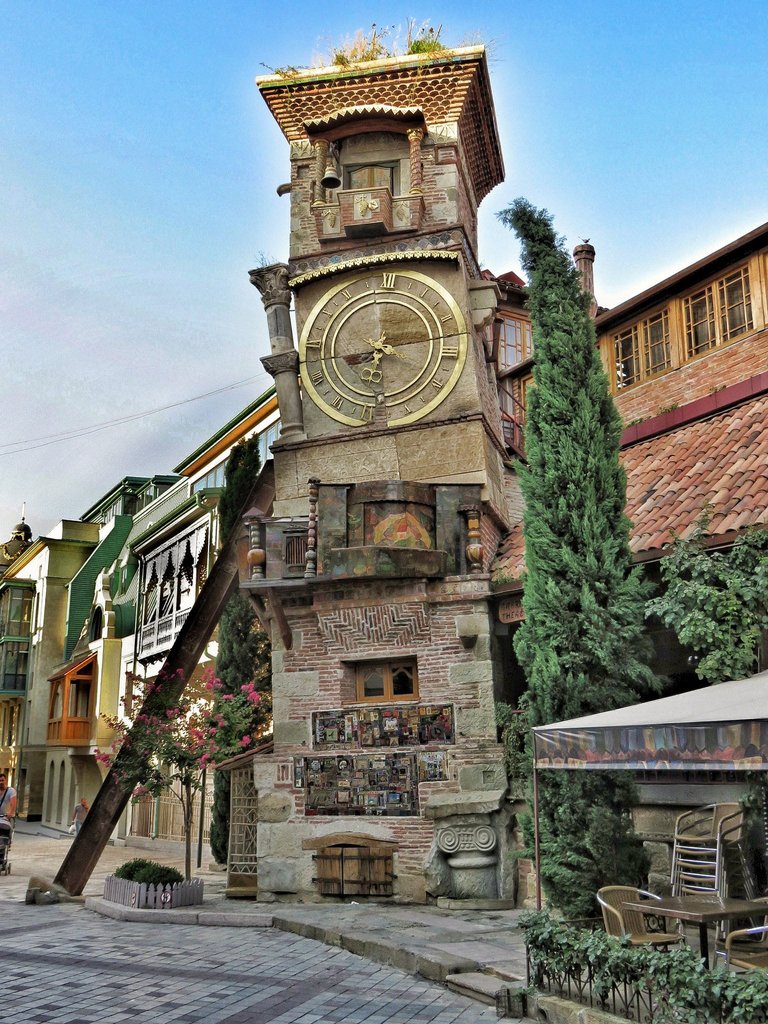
103;874;204;909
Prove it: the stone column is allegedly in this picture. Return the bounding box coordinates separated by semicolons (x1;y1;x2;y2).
313;139;330;205
249;263;305;440
407;127;424;194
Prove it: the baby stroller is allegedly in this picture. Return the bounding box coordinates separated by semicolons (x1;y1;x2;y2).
0;817;11;875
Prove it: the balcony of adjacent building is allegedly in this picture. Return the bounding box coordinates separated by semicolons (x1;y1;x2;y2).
47;655;96;746
489;311;533;460
0;583;33;696
137;524;209;662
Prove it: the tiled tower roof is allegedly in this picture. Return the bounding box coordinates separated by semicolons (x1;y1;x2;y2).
257;46;504;203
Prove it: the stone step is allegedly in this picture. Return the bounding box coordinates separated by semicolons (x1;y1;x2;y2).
445;971;507;1005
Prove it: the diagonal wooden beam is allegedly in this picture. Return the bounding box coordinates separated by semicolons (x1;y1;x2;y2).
53;467;274;896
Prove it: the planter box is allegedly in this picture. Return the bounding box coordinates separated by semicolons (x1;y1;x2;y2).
103;874;204;910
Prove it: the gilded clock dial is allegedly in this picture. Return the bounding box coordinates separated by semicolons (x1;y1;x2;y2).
299;268;468;427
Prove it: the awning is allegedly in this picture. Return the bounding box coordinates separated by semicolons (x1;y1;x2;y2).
532;670;768;772
48;653;96;684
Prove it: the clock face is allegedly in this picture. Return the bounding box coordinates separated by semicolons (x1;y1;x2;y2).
298;268;468;427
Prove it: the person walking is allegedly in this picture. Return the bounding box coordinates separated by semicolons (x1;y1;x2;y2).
72;797;89;835
0;773;17;822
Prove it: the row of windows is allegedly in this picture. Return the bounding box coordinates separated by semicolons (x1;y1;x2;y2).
191;420;281;495
613;264;755;390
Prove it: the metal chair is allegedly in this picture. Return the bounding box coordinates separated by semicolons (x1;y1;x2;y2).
716;895;768;965
597;886;682;947
724;924;768;970
671;803;747;897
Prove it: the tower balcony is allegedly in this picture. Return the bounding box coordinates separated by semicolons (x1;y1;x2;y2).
313;188;424;241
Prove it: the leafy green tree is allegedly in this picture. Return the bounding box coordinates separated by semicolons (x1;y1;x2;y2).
497;198;658;917
209;435;273;865
647;515;768;683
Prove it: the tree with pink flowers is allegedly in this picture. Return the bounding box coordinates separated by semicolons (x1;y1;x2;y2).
99;667;265;879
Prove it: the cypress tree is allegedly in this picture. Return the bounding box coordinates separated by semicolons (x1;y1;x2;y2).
498;199;658;917
209;435;272;866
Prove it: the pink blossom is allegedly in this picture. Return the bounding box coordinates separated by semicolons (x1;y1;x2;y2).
240;735;251;747
220;694;234;702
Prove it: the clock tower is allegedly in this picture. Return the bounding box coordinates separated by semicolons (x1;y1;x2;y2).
243;46;516;905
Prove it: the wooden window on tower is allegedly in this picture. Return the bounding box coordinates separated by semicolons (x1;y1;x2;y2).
346;163;398;192
355;660;418;702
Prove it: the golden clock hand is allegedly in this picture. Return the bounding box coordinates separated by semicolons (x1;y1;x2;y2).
379;342;419;364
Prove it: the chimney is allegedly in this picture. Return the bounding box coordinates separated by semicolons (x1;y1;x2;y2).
573;242;597;318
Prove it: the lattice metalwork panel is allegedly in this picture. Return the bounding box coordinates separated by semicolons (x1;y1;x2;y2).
228;766;258;875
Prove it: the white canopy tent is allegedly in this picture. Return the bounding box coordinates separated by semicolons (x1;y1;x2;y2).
529;670;768;907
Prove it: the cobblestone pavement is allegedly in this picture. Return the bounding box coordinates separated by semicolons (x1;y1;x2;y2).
3;901;500;1024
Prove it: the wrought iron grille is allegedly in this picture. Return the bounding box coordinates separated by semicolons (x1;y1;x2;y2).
229;765;258;875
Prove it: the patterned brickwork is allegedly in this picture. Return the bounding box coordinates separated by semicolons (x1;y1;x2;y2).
318;602;431;651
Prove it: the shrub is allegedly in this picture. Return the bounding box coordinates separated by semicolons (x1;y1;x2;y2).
521;910;768;1023
113;858;184;887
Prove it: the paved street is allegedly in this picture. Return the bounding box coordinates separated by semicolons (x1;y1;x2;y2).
2;901;499;1024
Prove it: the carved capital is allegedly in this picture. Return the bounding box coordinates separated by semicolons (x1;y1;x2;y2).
261;349;299;378
250;263;291;309
437;825;497;856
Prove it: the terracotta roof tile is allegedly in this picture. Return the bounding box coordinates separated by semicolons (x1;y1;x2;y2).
491;393;768;585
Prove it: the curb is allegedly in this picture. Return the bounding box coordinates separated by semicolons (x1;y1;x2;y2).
84;897;273;928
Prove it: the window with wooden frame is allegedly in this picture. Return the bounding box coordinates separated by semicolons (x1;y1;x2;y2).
355;659;418;702
643;309;671;375
496;314;533;371
614;323;641;389
345;162;398;192
614;308;671;389
683;265;753;356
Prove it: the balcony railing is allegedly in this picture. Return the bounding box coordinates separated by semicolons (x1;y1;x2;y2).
47;716;93;745
139;607;192;659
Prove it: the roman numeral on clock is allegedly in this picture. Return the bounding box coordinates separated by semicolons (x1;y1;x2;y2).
381;273;397;289
331;395;344;410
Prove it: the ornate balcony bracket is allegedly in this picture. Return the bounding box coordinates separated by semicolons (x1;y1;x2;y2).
266;589;293;651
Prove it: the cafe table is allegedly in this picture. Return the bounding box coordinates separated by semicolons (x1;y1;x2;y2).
623;895;767;967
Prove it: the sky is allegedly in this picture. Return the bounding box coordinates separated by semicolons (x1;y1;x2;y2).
2;1;767;542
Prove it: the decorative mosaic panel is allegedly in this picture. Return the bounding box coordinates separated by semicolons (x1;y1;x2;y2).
313;704;454;749
299;750;448;817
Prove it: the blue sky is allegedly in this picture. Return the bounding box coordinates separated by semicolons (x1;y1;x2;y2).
2;1;767;541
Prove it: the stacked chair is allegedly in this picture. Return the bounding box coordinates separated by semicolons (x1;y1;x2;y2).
670;802;766;968
670;803;754;900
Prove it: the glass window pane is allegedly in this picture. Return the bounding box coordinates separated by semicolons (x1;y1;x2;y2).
361;667;385;698
392;665;415;696
644;311;670;375
615;326;639;387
